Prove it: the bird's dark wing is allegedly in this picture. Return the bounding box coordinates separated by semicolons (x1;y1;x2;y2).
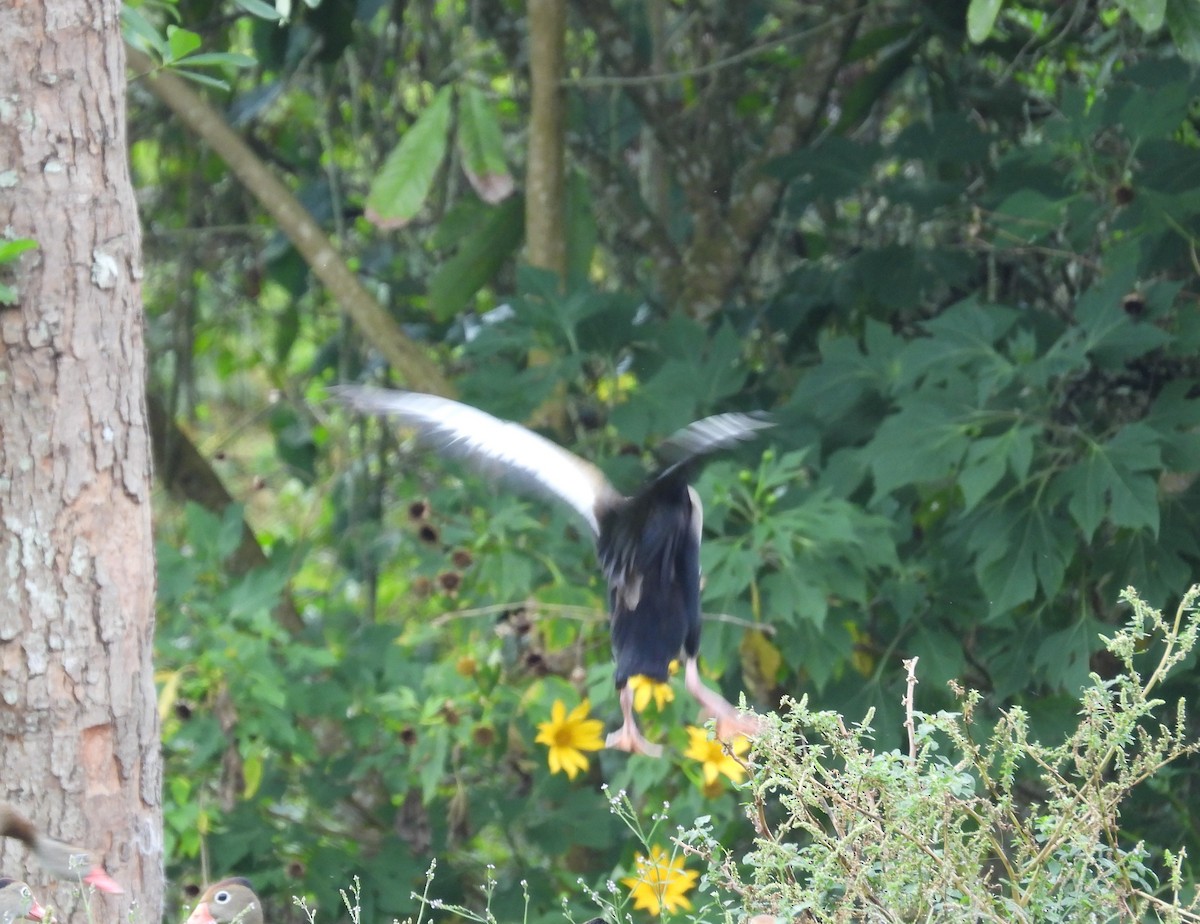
329;386;616;536
599;411;769;602
598;474;692;595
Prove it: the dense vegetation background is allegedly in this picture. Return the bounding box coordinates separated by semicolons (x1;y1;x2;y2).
124;0;1200;920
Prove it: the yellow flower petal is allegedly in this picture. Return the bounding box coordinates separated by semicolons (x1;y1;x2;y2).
623;845;698;916
628;674;676;713
684;725;749;791
536;698;605;780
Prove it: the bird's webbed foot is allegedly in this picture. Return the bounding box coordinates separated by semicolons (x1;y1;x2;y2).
606;683;665;757
605;721;664;758
684;656;761;742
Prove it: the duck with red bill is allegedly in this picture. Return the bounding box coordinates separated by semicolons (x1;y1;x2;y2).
186;878;263;924
0;879;45;923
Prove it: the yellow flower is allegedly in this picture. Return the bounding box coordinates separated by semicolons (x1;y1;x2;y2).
845;620;876;677
535;699;605;780
629;674;675;712
629;659;680;712
622;844;698;916
684;726;750;787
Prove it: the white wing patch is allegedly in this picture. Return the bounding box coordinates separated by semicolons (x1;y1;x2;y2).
330;386;611;535
662;412;774;460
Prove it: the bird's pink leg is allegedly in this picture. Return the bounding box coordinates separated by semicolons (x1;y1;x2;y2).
684;656;760;741
83;867;124;895
605;684;664;757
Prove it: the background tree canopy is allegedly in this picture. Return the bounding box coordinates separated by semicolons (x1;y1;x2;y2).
126;0;1200;920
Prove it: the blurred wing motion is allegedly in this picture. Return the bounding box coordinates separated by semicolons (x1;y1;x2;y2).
329;385;615;534
601;411;774;600
331;384;773;754
657;411;775;473
0;804;123;895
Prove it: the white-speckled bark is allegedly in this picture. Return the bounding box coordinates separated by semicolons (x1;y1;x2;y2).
0;0;161;919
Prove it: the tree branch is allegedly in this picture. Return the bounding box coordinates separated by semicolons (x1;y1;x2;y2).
146;393;304;635
126;46;453;396
680;0;865;319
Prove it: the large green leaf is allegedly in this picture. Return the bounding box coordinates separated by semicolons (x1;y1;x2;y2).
958;435;1009;512
1074;266;1172;367
1144;379;1200;469
992;189;1066;246
967;0;1004;43
455;85;514;204
1166;0;1200;60
425;195;524;320
1119;0;1167;32
866;398;972;498
166;25;202;62
365;85;454;230
1058;423;1162;541
564;170;597;287
835;29;921;132
788;322;900;424
769;137;882;199
970;499;1073;617
1117;73;1193;140
899;299;1019;400
1033;618;1105;693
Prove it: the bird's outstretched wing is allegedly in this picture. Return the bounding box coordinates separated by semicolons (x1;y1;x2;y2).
600;410;772;604
0;803;123;894
657;411;775;471
329;386;615;535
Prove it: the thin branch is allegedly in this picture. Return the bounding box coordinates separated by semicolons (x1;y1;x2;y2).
125;46;453;396
1132;890;1200;922
563;12;868;88
902;656;919;761
430;598;774;634
430;600;599;628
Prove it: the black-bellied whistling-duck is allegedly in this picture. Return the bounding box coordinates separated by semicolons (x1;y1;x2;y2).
0;879;44;924
330;386;772;756
186;878;263;924
0;804;122;895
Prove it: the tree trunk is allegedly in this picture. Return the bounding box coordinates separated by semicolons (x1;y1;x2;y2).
526;0;567;280
0;1;161;921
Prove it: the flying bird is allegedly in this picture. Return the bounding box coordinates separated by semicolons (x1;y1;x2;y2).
0;804;122;895
0;879;44;924
330;386;772;756
186;878;263;924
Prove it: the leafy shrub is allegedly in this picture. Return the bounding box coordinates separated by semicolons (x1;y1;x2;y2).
675;586;1200;922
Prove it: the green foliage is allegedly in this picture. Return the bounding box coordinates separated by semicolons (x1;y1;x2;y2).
968;0;1200;60
680;586;1200;922
365;83;516;244
0;237;38;305
967;0;1005;44
333;586;1200;924
456;86;516;205
365;86;455;230
124;7;256;89
132;0;1200;919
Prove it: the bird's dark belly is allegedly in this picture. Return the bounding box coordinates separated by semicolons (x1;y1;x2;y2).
610;593;688;685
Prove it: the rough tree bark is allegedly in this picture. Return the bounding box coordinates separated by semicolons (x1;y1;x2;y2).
526;0;567;279
0;0;162;921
